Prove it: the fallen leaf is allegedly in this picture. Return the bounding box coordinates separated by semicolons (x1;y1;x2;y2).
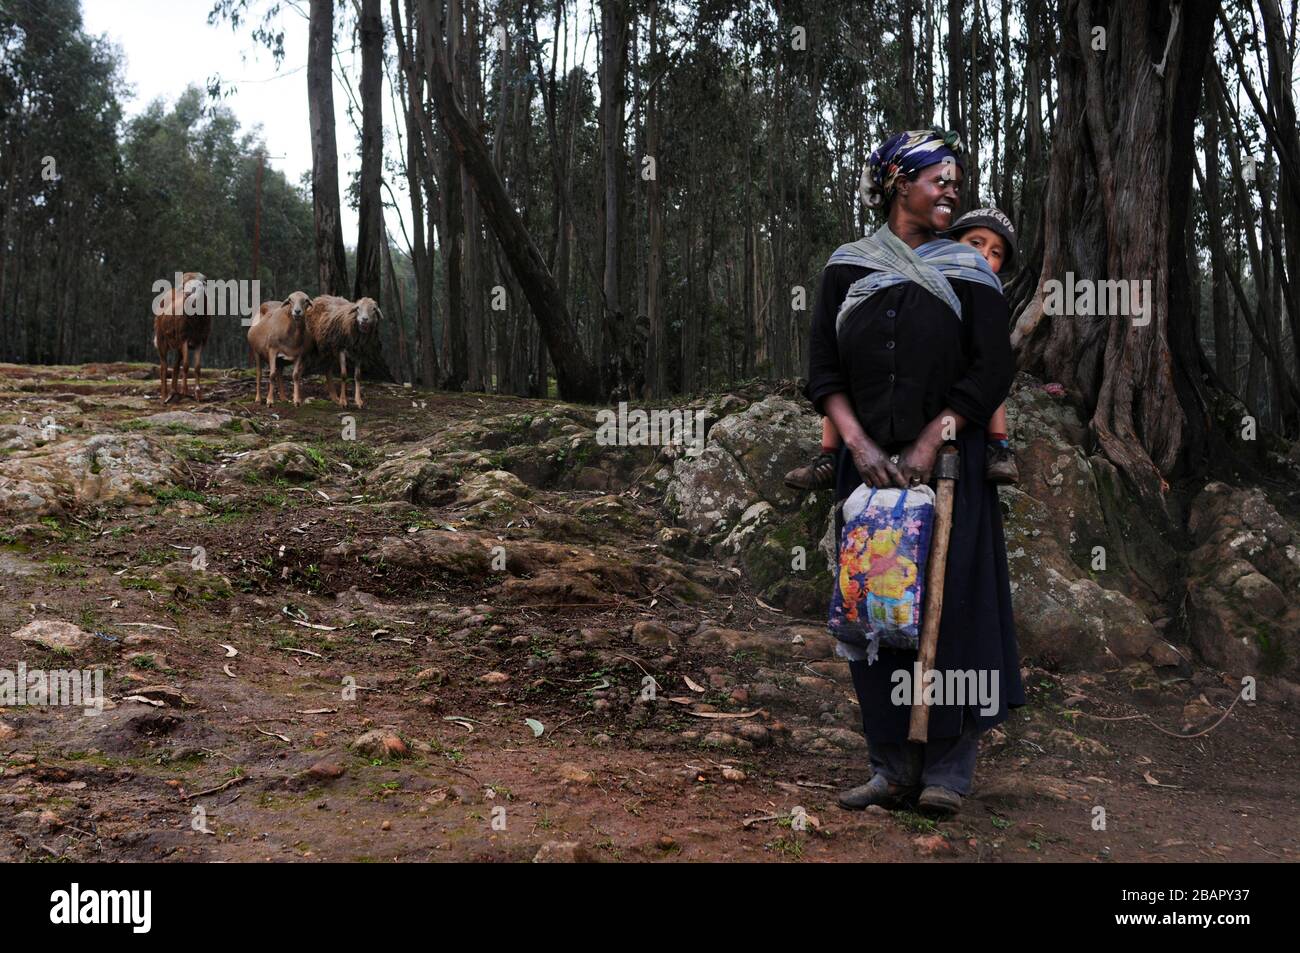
525;718;545;737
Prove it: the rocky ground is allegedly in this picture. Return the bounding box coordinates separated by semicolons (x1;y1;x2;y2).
0;361;1296;862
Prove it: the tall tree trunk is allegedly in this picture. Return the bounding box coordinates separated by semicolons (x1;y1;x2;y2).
430;0;468;389
354;0;384;303
1203;66;1232;387
599;0;631;398
308;0;349;295
1021;0;1215;507
392;0;441;386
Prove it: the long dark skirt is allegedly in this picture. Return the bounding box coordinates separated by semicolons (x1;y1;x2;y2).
833;423;1025;742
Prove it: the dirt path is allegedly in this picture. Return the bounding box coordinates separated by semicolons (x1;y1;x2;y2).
1;364;1295;862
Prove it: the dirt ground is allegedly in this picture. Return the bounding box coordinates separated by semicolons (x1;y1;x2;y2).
1;363;1296;863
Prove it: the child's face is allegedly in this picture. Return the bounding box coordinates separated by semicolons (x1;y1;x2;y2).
957;227;1007;274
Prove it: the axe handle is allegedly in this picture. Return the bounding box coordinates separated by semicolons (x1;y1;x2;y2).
908;446;959;744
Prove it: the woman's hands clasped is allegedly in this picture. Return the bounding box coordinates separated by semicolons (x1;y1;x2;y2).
897;436;940;487
847;435;905;488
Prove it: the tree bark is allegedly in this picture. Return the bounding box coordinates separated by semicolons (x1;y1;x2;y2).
1020;0;1215;508
308;0;349;296
354;0;384;303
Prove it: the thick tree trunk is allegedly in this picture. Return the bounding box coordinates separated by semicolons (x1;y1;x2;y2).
308;0;349;296
1019;0;1215;507
421;0;600;401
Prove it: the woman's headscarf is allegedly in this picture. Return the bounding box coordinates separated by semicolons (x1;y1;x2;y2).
859;128;965;210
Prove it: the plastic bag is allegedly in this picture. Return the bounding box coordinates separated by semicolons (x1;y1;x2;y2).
828;484;935;660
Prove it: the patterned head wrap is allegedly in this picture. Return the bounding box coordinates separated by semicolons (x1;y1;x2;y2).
859;128;965;210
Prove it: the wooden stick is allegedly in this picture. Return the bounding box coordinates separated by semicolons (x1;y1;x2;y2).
908;446;960;744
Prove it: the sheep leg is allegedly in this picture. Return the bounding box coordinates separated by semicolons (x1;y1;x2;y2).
179;341;190;398
168;349;183;403
192;347;203;401
292;356;303;406
159;350;169;402
266;353;278;407
254;352;262;403
337;351;349;407
325;363;335;405
353;357;363;409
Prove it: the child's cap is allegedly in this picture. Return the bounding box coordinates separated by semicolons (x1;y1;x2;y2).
941;207;1017;272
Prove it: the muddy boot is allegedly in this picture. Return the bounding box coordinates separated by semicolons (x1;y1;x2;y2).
985;442;1019;485
837;773;919;811
784;451;837;492
917;785;963;816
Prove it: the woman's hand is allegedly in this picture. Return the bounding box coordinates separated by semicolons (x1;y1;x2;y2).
847;434;906;488
897;436;941;487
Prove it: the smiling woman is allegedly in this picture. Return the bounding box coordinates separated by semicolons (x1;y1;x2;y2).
803;127;1023;817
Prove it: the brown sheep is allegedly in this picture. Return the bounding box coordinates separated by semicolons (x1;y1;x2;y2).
247;291;313;407
305;295;382;408
152;272;207;402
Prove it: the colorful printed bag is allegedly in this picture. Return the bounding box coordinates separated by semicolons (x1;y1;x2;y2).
828;484;936;660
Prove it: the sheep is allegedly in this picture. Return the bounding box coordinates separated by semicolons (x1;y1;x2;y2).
247;291;313;407
305;295;382;408
152;272;207;402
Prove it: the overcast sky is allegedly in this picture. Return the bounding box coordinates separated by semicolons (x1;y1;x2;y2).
81;0;385;248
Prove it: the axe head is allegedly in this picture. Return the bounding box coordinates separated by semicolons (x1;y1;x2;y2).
935;445;961;481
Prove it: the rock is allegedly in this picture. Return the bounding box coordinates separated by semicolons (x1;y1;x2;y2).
632;620;678;650
11;620;93;653
0;721;15;742
721;767;746;782
161;499;208;518
350;730;407;760
0;424;47;451
365;447;493;504
479;671;510;685
532;841;593;863
701;731;752;751
0;433;181;517
454;469;536;521
557;763;594;785
137;410;234;432
287;758;347;790
665;395;820;536
1183;482;1300;679
913;834;957;857
228;442;323;482
326;530;491;577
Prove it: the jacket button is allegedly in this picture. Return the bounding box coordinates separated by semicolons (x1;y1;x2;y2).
888;373;895;382
887;309;896;318
886;340;895;349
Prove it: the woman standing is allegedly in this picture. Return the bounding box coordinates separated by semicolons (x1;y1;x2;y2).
803;129;1024;816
